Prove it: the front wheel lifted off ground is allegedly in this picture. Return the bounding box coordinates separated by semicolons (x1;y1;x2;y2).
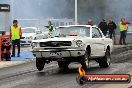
36;58;45;71
98;49;111;68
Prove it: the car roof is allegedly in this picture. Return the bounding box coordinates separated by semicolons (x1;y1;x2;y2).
56;25;97;28
22;27;37;30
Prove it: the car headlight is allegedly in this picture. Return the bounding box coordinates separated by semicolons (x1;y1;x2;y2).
76;40;83;47
26;36;33;39
29;36;33;39
32;42;39;48
26;37;28;39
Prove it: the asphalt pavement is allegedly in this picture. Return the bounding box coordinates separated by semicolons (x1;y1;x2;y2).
0;35;132;88
0;44;132;88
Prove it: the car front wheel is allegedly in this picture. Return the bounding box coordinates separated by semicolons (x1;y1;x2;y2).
98;49;111;68
36;58;45;71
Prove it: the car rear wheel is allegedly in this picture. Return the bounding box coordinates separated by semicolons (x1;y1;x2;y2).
81;50;90;70
58;61;69;69
98;49;111;68
36;58;45;71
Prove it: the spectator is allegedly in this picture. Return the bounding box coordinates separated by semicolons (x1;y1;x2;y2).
108;19;117;44
1;38;11;61
98;19;108;36
86;19;93;26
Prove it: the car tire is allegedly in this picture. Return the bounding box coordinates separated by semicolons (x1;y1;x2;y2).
98;49;111;68
58;61;69;69
36;58;45;71
81;50;90;70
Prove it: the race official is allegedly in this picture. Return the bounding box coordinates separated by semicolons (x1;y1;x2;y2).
119;18;131;45
10;20;22;57
48;21;53;38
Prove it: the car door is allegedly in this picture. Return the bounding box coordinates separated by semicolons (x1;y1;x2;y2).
91;27;105;57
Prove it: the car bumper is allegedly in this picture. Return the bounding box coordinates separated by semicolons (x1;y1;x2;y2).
33;47;85;58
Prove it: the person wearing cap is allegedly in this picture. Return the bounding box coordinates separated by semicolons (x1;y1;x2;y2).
10;20;22;57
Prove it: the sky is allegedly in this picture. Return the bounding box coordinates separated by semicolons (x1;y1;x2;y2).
0;0;132;26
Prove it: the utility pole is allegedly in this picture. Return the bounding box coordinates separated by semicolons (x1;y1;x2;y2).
75;0;78;25
11;0;14;21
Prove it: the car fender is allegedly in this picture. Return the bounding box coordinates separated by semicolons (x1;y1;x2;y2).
83;43;91;51
104;40;113;53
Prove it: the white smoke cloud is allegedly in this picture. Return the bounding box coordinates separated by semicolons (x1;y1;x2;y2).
0;0;131;25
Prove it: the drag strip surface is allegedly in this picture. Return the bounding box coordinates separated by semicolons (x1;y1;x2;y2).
0;45;132;88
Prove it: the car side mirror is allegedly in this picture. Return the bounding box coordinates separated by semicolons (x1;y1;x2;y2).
92;34;97;38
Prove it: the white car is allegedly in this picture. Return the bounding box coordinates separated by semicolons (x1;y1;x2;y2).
127;26;132;35
32;25;113;71
33;27;49;40
21;27;41;45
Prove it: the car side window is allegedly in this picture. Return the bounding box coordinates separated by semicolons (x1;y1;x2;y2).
92;27;102;38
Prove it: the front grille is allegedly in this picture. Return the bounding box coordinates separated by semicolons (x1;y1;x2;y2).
40;41;72;47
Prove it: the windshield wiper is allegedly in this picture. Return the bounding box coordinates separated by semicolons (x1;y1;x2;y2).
69;34;78;36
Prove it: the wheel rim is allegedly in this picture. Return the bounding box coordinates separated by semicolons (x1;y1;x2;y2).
106;52;111;65
85;59;89;67
84;52;89;68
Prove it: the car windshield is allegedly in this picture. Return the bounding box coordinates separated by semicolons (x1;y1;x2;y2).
54;26;90;37
22;28;36;33
41;27;49;32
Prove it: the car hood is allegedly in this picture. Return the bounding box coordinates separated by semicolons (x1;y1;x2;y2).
32;36;87;42
22;33;36;37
